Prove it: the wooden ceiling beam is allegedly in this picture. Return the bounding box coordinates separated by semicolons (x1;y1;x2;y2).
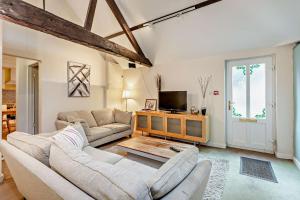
0;0;152;67
105;0;222;40
84;0;97;31
105;0;145;57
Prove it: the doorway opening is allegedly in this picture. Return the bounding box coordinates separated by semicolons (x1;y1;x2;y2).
2;54;39;139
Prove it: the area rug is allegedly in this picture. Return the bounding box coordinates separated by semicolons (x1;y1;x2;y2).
200;156;229;200
240;157;278;183
105;146;229;200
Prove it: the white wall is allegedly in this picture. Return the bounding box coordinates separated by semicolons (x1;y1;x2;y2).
119;44;294;158
3;21;107;132
106;61;124;110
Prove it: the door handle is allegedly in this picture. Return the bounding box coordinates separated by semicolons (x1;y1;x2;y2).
228;100;234;111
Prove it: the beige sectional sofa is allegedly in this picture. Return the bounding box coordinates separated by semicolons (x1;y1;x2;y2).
55;109;133;147
0;129;212;200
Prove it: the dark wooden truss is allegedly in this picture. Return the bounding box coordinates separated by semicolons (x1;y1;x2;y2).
0;0;152;67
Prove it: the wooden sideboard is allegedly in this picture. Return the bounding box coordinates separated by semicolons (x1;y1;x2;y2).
135;111;209;143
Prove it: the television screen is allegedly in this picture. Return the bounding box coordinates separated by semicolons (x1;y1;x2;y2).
159;91;187;112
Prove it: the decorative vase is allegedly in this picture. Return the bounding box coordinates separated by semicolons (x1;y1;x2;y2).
201;107;207;116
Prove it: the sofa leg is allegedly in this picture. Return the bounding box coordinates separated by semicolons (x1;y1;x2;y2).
129;134;132;138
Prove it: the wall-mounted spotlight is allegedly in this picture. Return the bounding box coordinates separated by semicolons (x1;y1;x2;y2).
128;62;136;68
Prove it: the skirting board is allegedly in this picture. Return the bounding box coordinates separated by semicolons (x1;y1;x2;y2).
275;152;293;160
294;157;300;170
205;142;227;149
228;144;273;154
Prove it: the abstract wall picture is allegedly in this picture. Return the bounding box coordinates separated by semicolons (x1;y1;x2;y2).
67;61;91;97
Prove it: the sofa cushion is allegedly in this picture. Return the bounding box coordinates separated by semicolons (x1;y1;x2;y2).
86;127;114;142
91;109;115;126
57;111;80;122
67;117;91;135
53;125;88;149
115;158;157;182
58;111;97;128
102;123;131;133
7;132;52;166
76;111;97;128
49;143;152;200
83;146;123;164
39;123;88;144
148;146;199;199
114;109;132;125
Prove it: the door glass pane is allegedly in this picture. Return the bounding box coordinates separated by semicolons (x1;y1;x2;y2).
250;64;266;119
232;65;247;118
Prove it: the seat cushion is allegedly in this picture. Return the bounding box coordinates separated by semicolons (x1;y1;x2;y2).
114;109;132;125
83;146;123;164
7;132;52;166
101;123;131;133
86;127;114;142
148;146;199;199
49;143;152;200
115;158;157;182
91;109;115;126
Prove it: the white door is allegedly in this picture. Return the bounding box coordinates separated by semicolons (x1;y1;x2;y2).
226;56;274;153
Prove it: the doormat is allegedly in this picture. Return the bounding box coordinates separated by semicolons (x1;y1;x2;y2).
240;157;278;183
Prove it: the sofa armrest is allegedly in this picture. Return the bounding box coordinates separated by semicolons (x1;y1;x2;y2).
55;120;70;130
0;140;93;200
160;160;212;200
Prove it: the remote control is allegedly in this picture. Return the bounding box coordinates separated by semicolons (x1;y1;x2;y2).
170;146;181;152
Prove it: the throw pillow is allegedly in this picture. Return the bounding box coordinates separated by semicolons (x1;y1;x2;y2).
114;109;132;125
53;125;87;149
67;116;91;136
91;109;114;126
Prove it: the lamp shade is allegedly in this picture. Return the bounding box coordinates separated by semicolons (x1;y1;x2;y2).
122;90;132;99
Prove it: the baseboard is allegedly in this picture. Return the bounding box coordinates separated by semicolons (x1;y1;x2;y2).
205;142;227;149
227;144;274;154
275;152;293;160
293;157;300;170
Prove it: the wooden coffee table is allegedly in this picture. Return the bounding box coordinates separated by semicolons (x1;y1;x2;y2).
116;136;193;162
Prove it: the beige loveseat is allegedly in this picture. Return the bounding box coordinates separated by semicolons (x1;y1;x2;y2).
0;131;212;200
55;109;133;147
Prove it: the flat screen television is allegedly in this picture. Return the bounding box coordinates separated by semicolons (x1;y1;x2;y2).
159;91;187;113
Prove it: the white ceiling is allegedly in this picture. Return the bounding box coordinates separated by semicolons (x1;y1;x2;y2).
27;0;300;65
